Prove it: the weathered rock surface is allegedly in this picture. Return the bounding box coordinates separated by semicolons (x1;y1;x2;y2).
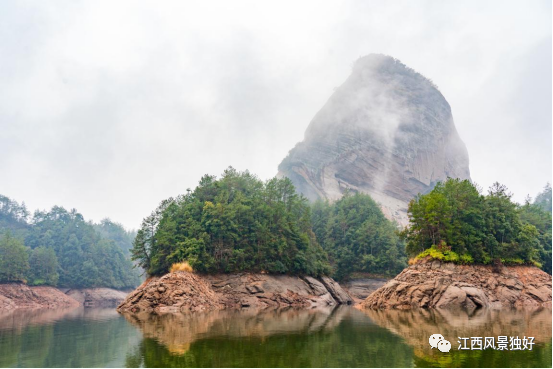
342;278;388;301
278;54;470;225
117;272;352;314
361;259;552;309
0;283;80;310
65;288;130;308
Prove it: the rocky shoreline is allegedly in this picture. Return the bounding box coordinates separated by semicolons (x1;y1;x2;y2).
342;278;388;302
117;272;353;314
0;283;130;310
361;259;552;310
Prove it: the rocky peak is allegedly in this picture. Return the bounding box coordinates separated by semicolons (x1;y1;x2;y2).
278;54;470;224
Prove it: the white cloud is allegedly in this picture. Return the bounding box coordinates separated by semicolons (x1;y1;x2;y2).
0;0;550;228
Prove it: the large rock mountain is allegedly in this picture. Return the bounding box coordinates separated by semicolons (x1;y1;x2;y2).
278;54;470;225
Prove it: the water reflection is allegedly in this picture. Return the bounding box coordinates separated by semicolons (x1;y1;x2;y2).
0;306;550;367
122;307;415;367
362;307;552;367
123;306;552;368
121;306;349;354
0;308;140;368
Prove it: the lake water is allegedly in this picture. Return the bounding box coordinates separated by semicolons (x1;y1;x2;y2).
0;306;551;367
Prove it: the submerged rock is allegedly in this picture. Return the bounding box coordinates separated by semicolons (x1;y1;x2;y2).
278;54;470;225
117;272;352;314
361;259;552;309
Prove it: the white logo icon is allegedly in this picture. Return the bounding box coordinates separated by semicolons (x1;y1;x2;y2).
429;334;451;352
438;340;451;352
429;334;444;349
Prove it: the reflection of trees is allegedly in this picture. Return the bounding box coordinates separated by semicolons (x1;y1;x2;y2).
0;308;141;367
362;307;552;367
124;307;415;367
0;308;80;367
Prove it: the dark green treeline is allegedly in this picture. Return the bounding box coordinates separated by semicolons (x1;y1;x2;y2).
311;193;407;280
0;195;140;288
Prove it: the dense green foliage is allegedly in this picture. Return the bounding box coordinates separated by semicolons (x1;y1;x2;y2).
132;167;331;277
534;183;552;213
94;219;137;257
28;246;59;286
519;184;552;274
0;195;140;288
0;195;30;238
402;178;551;273
311;193;407;281
0;232;29;282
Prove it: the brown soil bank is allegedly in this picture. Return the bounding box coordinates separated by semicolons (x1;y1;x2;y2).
117;272;353;314
0;283;80;310
361;259;552;309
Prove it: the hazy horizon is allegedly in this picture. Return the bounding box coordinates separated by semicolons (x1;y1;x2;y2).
1;0;551;230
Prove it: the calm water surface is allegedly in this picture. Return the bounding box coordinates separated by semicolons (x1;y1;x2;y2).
0;306;551;367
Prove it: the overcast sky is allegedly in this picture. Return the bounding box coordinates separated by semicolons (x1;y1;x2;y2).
1;0;551;229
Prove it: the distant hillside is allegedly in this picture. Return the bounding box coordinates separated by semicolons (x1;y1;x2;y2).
0;194;140;289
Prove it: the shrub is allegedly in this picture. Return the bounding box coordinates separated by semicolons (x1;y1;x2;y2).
501;258;524;265
415;244;469;264
459;254;474;264
170;261;194;273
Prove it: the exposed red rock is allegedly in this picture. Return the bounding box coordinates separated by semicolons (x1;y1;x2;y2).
361;259;552;309
0;283;80;310
117;272;352;314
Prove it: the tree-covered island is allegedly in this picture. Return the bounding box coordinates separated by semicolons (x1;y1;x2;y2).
132;169;552;281
132;167;408;281
402;179;551;274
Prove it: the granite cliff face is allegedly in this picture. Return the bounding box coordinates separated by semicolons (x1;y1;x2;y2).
278;54;470;224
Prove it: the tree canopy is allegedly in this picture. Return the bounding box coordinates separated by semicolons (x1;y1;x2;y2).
0;194;140;288
132;167;331;277
0;232;29;282
402;178;551;273
311;193;407;281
